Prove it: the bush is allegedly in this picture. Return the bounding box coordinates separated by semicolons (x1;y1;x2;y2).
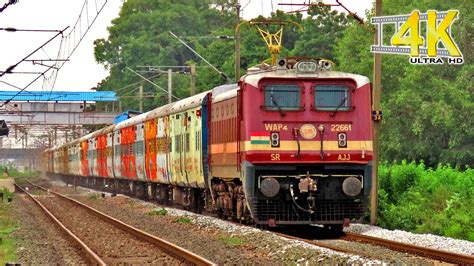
147;208;168;216
378;161;474;241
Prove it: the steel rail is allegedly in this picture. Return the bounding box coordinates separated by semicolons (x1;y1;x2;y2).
14;183;106;266
271;231;399;262
25;180;215;266
226;219;385;260
343;232;474;265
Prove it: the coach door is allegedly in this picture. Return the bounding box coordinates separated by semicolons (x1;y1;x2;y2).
81;140;88;176
113;131;122;178
157;116;170;184
107;133;114;178
136;123;147;181
145;118;157;181
97;134;107;177
122;126;137;180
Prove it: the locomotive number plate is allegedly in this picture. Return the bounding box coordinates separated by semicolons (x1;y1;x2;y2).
331;124;352;132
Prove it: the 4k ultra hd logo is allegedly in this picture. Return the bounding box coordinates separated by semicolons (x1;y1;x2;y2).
371;10;464;65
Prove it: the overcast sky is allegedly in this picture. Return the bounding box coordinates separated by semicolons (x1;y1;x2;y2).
0;0;373;92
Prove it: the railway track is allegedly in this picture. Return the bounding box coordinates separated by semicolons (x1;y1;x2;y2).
26;179;473;264
273;229;474;264
15;181;215;265
342;232;474;265
226;218;474;264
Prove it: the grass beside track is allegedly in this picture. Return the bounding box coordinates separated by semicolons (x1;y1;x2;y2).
0;189;17;264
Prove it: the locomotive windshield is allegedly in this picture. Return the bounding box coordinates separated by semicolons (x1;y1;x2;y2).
264;84;301;111
314;85;350;111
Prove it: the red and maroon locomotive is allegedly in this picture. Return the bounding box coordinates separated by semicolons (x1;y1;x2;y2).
210;58;373;229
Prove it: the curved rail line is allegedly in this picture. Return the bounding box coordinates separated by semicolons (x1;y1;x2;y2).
274;230;474;264
227;219;473;264
343;232;474;265
14;183;106;265
20;180;215;266
27;179;472;265
271;231;383;260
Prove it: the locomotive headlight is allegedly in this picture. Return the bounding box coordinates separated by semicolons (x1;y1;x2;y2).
338;132;347;148
260;177;280;198
271;132;280;147
342;176;362;197
318;124;325;132
296;61;317;73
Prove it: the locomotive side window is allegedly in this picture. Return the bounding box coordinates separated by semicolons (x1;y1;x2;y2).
314;85;350;111
264;84;301;111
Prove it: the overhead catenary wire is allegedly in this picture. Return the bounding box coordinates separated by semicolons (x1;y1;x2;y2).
0;64;56;107
126;67;180;101
42;0;109;91
112;73;162;94
0;26;68;78
0;0;18;13
0;27;68;106
168;31;231;83
0;27;64;33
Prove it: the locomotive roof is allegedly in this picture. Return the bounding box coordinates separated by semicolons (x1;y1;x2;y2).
242;69;370;88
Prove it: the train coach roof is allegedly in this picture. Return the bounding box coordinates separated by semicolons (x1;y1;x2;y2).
212;83;238;95
169;90;209;115
80;131;96;143
213;87;238;103
68;138;82;146
114;110;151;130
146;102;174;119
242;70;370;88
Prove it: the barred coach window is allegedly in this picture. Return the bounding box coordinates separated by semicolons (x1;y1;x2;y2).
264;84;301;111
314;85;350;111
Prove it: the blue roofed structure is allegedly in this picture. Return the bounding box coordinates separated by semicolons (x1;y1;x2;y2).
0;90;117;102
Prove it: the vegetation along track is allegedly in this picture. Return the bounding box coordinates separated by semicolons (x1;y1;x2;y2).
16;181;215;265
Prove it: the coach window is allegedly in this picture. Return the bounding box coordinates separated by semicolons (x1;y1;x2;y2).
313;85;350;111
263;84;302;111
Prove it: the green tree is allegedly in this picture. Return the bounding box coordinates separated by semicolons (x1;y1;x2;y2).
94;0;233;111
292;5;349;62
334;1;472;167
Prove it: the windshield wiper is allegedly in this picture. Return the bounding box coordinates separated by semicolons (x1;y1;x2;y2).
330;97;347;117
271;94;286;117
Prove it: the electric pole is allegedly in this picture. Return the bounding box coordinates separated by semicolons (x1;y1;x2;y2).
371;0;383;225
190;63;196;96
139;85;143;112
168;69;172;104
234;0;241;81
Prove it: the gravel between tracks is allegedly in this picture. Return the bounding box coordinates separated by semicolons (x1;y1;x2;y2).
48;180;474;264
72;194;379;265
345;224;474;256
10;193;88;265
36;193;186;265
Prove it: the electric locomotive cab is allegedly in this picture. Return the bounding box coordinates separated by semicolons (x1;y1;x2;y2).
240;59;373;228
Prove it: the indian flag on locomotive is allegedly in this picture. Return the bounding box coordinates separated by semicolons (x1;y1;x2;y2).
250;132;270;145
